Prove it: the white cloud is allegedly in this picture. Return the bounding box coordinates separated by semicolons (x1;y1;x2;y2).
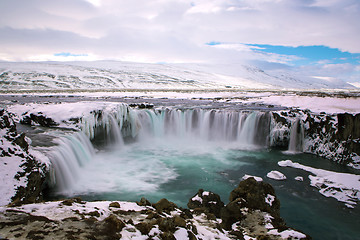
0;0;359;64
84;0;102;7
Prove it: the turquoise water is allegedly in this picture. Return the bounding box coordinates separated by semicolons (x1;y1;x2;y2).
50;135;360;240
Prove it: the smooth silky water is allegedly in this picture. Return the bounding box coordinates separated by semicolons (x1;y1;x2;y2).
46;106;360;240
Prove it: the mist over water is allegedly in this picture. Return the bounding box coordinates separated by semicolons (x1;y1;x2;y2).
47;106;360;240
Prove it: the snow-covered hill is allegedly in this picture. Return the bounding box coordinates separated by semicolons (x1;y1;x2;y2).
0;61;356;91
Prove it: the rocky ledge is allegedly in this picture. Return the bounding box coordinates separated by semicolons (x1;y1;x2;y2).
0;109;48;206
0;178;310;240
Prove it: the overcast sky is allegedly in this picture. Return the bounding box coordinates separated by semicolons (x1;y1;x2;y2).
0;0;359;81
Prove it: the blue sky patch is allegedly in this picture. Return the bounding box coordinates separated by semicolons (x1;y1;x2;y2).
206;41;222;46
246;44;360;66
54;52;88;57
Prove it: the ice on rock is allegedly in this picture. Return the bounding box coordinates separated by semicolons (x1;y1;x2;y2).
242;174;263;182
278;160;360;207
266;171;287;180
295;176;304;181
265;194;275;206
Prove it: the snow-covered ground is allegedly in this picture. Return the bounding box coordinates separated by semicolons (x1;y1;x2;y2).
0;61;357;91
1;61;360;116
254;94;360;114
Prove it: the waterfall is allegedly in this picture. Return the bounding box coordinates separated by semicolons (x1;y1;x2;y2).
79;104;274;148
50;103;277;194
135;108;273;148
287;118;305;153
49;132;95;193
81;103;141;146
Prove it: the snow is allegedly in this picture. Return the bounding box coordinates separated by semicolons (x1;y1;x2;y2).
1;61;358;97
174;228;189;239
148;226;161;237
0;155;26;206
191;194;203;204
2;200;147;221
202;191;210;196
120;227;147;240
266;171;287;180
295;176;304;181
0;61;272;91
256;94;360;114
0;127;29;206
192;214;232;240
278;160;360;207
7;101;117;128
263;213;274;229
268;229;307;239
242;174;263;182
265;194;275;206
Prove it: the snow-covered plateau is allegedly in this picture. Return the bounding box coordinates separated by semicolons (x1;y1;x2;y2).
1;61;360;239
0;61;358;91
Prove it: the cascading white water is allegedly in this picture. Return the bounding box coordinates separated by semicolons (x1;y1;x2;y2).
81;103;142;146
49;132;95;193
136;108;273;146
50;104;277;194
287;118;305;153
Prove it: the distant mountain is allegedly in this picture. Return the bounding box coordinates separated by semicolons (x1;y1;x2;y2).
0;61;355;91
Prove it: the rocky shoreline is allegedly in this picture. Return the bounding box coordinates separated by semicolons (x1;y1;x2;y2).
0;177;310;240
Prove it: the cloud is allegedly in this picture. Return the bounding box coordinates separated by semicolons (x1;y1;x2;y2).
0;0;359;65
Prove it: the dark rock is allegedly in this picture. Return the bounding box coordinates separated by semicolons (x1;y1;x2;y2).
26;230;47;240
229;230;245;239
153;198;177;213
136;197;151;206
187;189;224;218
339;113;360;139
92;214;125;239
160;232;176;240
135;222;153;235
179;208;193;219
103;215;125;232
257;235;272;240
88;211;100;218
109;202;121;208
221;177;284;230
21;113;58;127
229;178;280;218
173;215;186;228
187;230;197;240
146;212;161;220
60;197;83;206
220;198;246;230
11;169;46;205
13;133;29;151
158;217;176;232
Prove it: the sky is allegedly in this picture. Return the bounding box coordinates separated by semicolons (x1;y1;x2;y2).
0;0;359;83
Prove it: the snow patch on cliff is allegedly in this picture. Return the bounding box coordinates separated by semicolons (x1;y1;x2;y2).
278;160;360;207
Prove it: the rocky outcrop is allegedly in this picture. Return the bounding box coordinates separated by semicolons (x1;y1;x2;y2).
271;110;360;168
0;109;48;205
20;112;58;127
0;179;310;240
187;189;224;218
337;113;360;140
221;178;284;231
